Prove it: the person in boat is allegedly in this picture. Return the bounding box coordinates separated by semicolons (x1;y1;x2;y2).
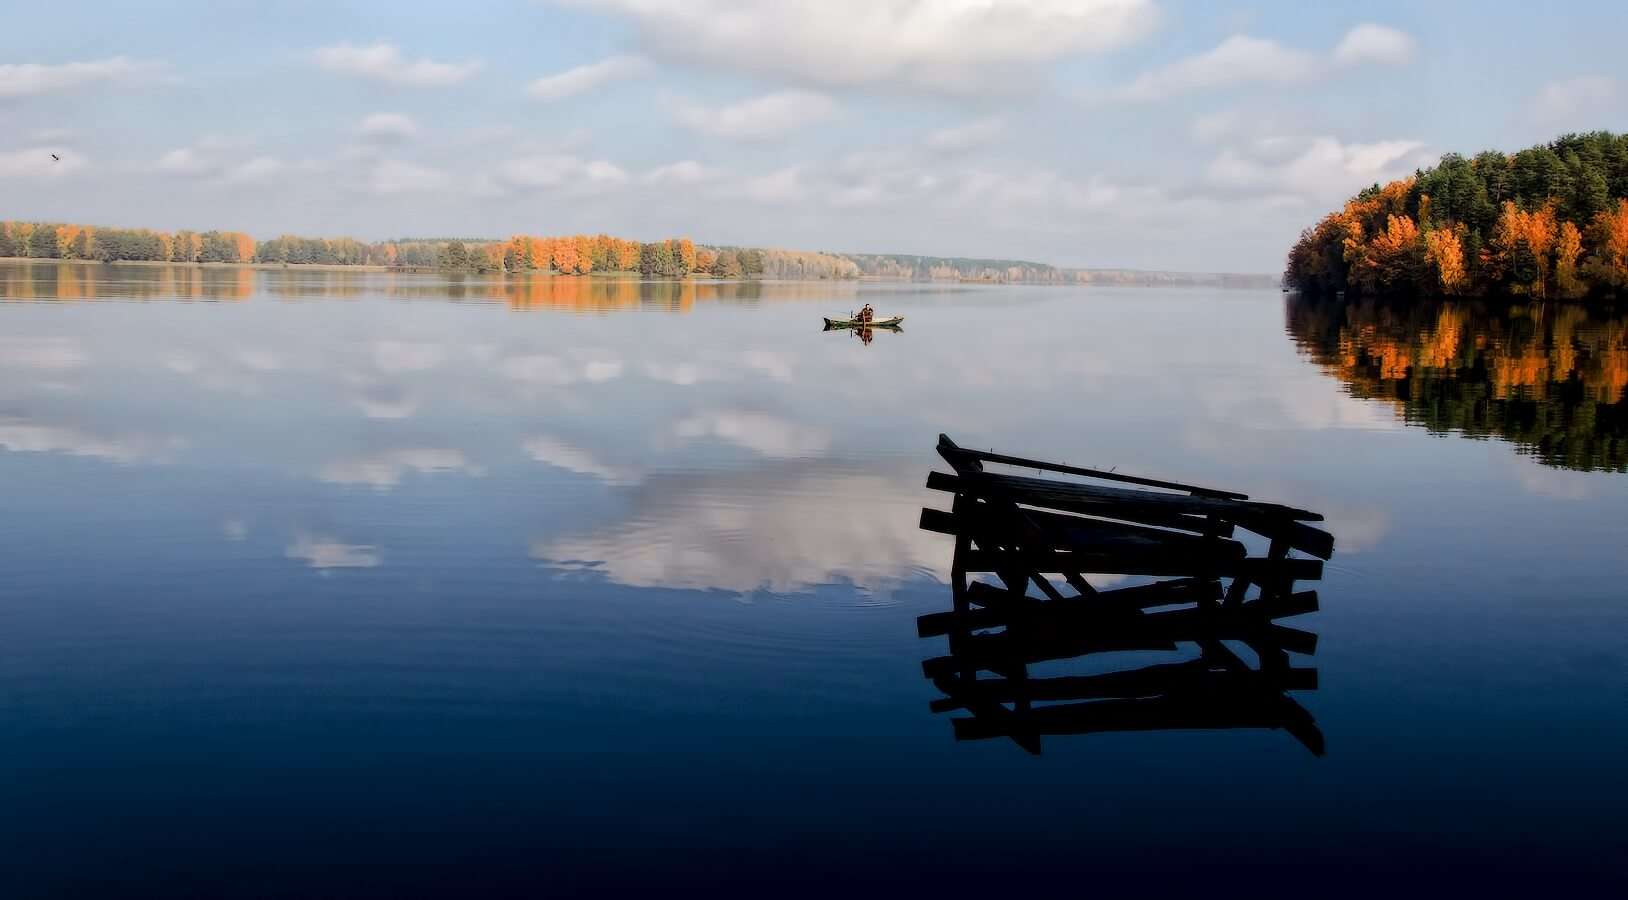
859;303;874;324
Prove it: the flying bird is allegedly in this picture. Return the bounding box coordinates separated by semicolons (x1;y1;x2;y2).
50;154;60;162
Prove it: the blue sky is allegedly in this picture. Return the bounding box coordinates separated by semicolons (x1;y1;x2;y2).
2;0;1625;271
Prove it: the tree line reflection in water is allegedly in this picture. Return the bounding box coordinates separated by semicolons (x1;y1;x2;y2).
1287;294;1628;472
0;260;861;311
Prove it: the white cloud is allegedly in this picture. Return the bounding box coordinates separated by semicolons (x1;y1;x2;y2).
319;448;482;490
643;159;720;185
925;117;1006;153
1332;24;1417;66
1103;24;1416;103
0;146;86;178
568;0;1158;93
222;156;285;185
286;534;380;569
1204;136;1429;200
367;159;447;195
743;166;807;204
28;128;77;143
1529;76;1621;125
672;410;830;458
1190;109;1243;144
1108;36;1320;103
528;54;650;101
313;42;481;87
524;435;640;485
357;112;420;142
155;147;212;175
0;57;168;98
674;90;838;141
496;154;630;191
153;136;270;179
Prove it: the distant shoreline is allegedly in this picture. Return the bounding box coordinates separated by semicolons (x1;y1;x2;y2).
0;256;1279;288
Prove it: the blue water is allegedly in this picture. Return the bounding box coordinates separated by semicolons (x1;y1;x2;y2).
1;263;1624;896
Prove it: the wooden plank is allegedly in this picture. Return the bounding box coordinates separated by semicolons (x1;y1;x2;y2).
925;471;1237;537
937;433;1248;500
1020;506;1243;555
929;662;1318;709
947;693;1325;756
916;577;1222;637
959;469;1325;523
920;604;1318;678
958;548;1322;581
930;502;1249;567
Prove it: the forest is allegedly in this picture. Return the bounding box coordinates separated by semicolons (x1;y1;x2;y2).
1285;131;1628;300
0;222;802;279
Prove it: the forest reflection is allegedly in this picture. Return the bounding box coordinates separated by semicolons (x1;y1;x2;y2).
1287;294;1628;471
0;260;862;310
0;260;257;302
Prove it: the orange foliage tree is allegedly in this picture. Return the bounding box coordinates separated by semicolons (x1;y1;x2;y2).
1489;201;1559;296
1555;221;1585;298
1586;199;1628;289
1424;226;1468;294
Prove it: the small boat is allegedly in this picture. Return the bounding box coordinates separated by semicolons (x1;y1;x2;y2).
823;315;903;329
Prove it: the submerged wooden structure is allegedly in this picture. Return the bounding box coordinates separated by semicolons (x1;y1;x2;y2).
918;435;1334;756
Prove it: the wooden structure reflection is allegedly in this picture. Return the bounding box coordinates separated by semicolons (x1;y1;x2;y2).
918;435;1332;756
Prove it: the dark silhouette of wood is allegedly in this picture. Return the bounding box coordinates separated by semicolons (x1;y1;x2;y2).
918;434;1333;757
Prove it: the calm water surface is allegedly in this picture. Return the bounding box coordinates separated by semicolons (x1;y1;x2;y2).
2;262;1625;896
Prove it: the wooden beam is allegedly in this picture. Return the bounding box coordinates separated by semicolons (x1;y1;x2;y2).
937;433;1248;500
926;471;1237;537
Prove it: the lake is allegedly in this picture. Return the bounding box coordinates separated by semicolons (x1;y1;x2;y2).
2;260;1625;896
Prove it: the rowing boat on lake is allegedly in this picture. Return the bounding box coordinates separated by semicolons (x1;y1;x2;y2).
823;315;903;329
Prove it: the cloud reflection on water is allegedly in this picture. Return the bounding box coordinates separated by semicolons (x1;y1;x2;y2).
0;418;185;465
318;448;484;490
531;461;945;595
285;533;381;570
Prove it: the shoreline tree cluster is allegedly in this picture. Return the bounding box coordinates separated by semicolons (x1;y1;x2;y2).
0;221;832;279
1285;131;1628;300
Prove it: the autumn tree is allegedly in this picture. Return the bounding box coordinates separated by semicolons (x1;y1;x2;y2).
550;238;579;274
1555;221;1586;298
1424;226;1468;294
572;234;595;274
1490;201;1559;296
672;238;696;275
1585;198;1628;289
615;239;640;271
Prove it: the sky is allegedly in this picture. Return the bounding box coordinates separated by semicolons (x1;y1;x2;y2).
2;0;1626;272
